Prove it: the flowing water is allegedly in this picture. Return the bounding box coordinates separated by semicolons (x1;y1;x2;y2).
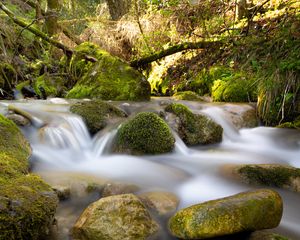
1;98;300;240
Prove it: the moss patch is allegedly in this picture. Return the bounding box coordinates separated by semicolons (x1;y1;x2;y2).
114;112;175;155
168;189;283;239
173;91;204;101
66;42;151;101
70;100;127;135
165;103;223;145
0;114;58;240
33;73;66;98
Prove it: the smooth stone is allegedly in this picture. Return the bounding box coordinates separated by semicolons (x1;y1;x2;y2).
168;189;283;239
101;182;140;197
6;113;30;126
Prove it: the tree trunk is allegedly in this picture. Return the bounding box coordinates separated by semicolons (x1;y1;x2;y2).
130;40;222;68
45;0;60;36
106;0;132;20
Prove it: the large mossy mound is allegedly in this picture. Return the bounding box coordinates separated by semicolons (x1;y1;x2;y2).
72;194;159;240
165;103;223;145
224;164;300;192
66;42;151;101
168;189;283;239
114;112;175;155
173;91;204;101
0;114;58;240
70;100;127;135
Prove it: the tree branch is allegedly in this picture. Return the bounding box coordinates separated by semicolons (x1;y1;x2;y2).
130;40;222;68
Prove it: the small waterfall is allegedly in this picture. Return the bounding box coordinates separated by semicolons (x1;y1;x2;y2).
92;130;117;157
173;131;190;155
200;107;240;141
38;114;91;150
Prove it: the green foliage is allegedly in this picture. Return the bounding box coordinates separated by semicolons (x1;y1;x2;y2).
114;112;175;155
173;91;203;101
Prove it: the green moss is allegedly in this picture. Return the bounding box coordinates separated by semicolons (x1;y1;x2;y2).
66;42;151;101
168;189;282;239
238;165;300;187
0;115;58;240
15;80;30;92
33;73;66;98
114;112;175;155
277;116;300;129
0;63;16;92
165;103;223;145
0;174;58;240
173;91;204;101
70;100;127;134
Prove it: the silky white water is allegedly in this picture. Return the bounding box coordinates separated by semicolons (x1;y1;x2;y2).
1;99;300;240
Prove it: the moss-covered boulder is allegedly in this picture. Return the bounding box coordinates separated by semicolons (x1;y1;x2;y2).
33;73;66;98
72;194;159;240
70;100;127;135
165;103;223;145
114;112;175;155
138;191;179;216
222;164;300;192
173;91;205;101
168;189;283;239
0;114;58;239
66;42;151;101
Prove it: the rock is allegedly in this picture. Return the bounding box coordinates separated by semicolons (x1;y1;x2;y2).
221;164;300;192
70;100;127;134
165;103;223;145
114;112;175;155
6;113;30;126
66;42;151;101
52;185;71;201
138;191;179;216
33;73;66;98
101;182;140;197
173;91;205;101
168;189;283;239
72;194;159;240
222;104;258;129
0;114;58;239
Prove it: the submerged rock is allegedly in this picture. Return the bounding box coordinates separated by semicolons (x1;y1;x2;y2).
138;191;179;216
52;185;71;201
168;189;282;239
0;114;58;239
114;112;175;155
222;164;300;192
66;42;151;101
72;194;159;240
6;113;30;126
101;182;140;197
165;103;223;145
70;100;127;135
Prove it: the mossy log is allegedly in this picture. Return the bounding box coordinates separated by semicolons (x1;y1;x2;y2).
130;40;222;68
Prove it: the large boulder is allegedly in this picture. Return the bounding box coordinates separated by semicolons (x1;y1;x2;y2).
165;103;223;145
222;164;300;192
72;194;159;240
0;114;58;239
114;112;175;155
70;100;127;135
66;42;151;101
168;189;283;239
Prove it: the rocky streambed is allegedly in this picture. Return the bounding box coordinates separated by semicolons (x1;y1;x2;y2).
0;98;299;240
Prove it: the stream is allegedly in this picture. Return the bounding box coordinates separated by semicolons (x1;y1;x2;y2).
1;98;300;240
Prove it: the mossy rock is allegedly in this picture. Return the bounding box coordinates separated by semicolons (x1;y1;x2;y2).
173;91;204;101
212;79;249;102
168;189;283;239
72;194;159;240
114;112;175;155
165;103;223;145
0;63;16;94
70;100;127;135
277;116;300;130
0;114;58;239
66;42;151;101
0;175;58;240
223;164;300;192
33;73;66;98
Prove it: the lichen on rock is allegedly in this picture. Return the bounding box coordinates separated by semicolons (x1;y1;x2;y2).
168;189;283;239
72;194;159;240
